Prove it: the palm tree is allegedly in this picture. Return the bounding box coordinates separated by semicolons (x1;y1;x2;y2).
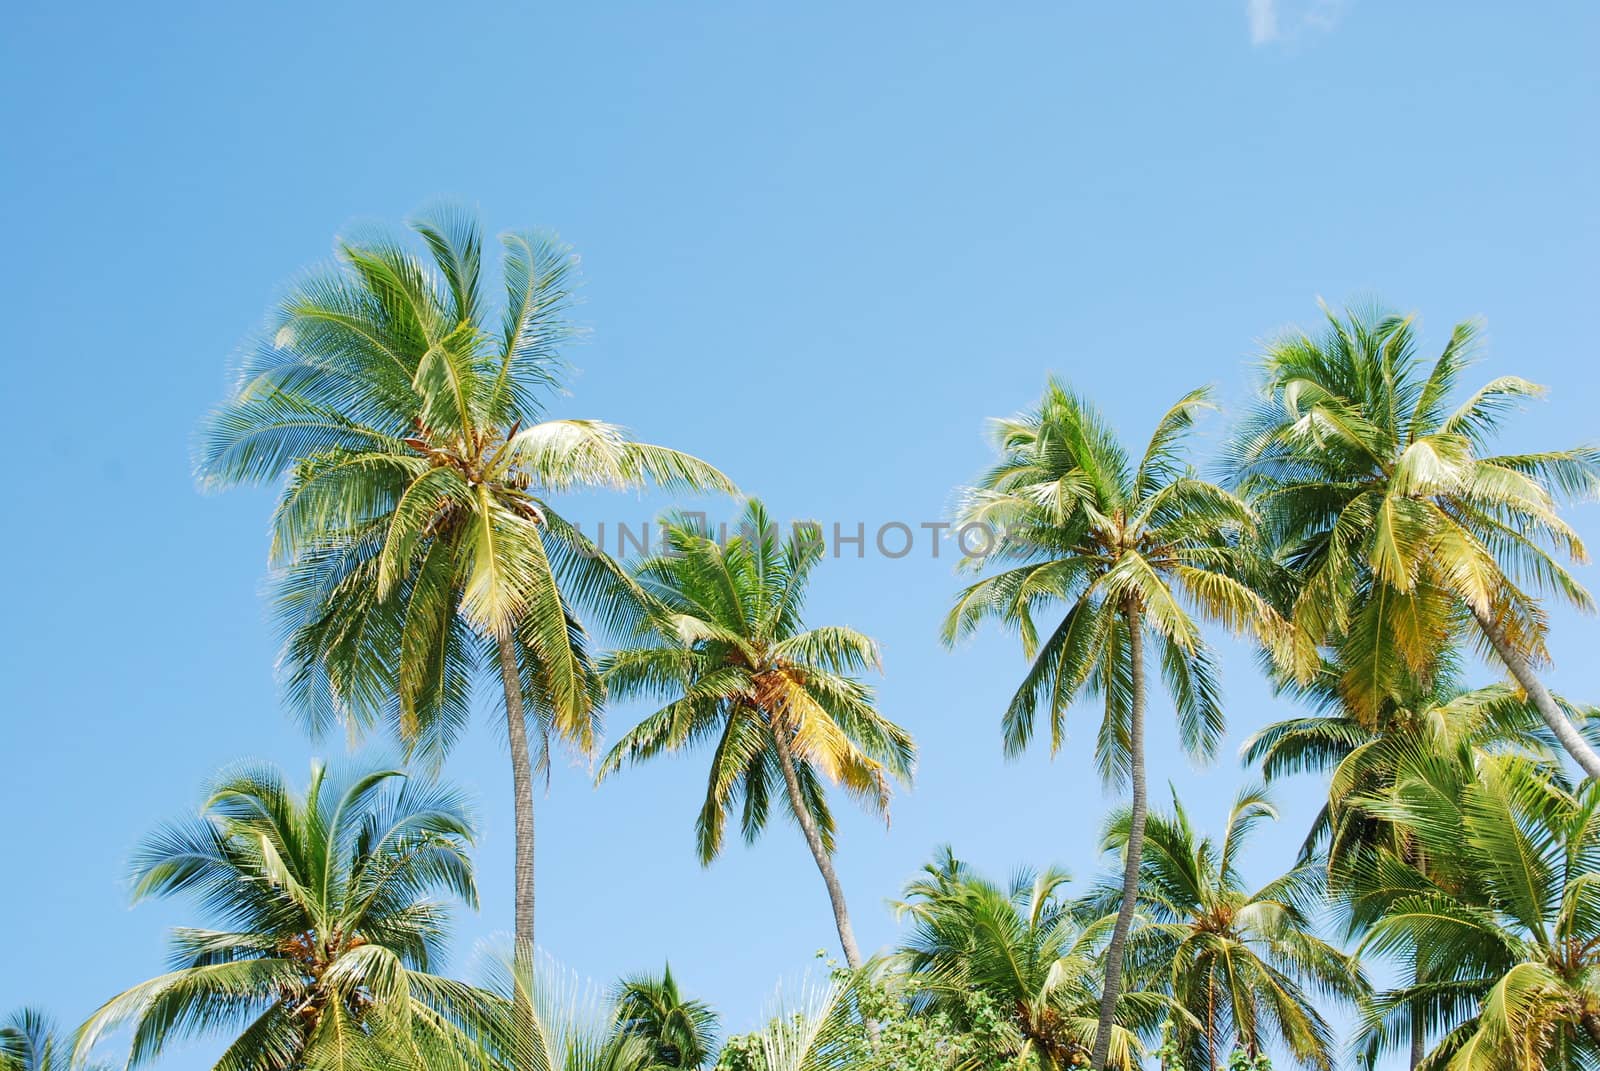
1245;664;1596;1067
613;966;719;1068
596;499;916;969
944;381;1286;1070
892;848;1169;1070
1353;753;1600;1070
1242;653;1592;873
1087;787;1365;1071
713;976;861;1071
197;207;735;946
1225;303;1600;777
478;952;654;1071
2;1010;109;1071
77;762;482;1071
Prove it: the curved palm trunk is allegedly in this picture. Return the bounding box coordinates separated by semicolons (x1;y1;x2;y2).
1409;1005;1425;1069
1091;602;1147;1071
769;713;864;969
497;634;538;950
1473;606;1600;780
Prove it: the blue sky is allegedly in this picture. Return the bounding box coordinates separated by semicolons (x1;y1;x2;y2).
2;3;1597;1068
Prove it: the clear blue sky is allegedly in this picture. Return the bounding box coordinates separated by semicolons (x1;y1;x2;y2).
2;3;1597;1068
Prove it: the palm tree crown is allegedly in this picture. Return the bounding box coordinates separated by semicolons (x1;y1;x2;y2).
598;499;915;967
1226;303;1600;772
196;207;734;945
1090;787;1365;1071
947;380;1284;772
1354;753;1600;1070
1243;652;1591;873
892;848;1167;1070
77;762;480;1071
612;965;719;1069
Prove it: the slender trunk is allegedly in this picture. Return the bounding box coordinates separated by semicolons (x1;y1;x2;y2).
1207;972;1218;1071
1091;602;1147;1071
769;711;864;969
1473;606;1600;780
497;633;537;951
1405;958;1426;1070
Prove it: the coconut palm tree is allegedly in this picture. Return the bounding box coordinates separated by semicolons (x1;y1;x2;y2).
713;976;861;1071
893;848;1170;1070
197;207;735;946
596;499;916;969
1086;787;1365;1071
1242;652;1593;874
477;952;653;1071
1353;753;1600;1070
944;381;1286;1070
1225;303;1600;777
1246;664;1598;1067
613;966;719;1069
76;762;482;1071
2;1010;109;1071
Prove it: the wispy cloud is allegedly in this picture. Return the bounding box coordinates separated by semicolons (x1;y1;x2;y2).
1247;0;1347;46
1247;0;1279;45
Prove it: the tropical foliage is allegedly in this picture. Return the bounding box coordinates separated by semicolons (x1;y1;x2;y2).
597;499;916;968
16;206;1600;1071
197;207;734;945
1;1010;108;1071
1226;304;1600;774
945;381;1286;1070
1088;788;1365;1071
1349;750;1600;1070
76;762;482;1071
613;966;720;1069
893;848;1169;1069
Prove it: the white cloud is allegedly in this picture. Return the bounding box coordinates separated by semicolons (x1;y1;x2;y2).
1248;0;1347;46
1248;0;1279;44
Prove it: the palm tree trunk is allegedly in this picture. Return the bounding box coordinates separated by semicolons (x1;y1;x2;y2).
497;633;537;950
1207;973;1218;1071
1473;606;1600;780
1091;601;1147;1071
1409;1003;1425;1069
769;712;864;969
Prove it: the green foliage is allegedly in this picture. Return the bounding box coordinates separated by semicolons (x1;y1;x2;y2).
947;381;1285;775
596;499;915;965
1090;787;1364;1071
196;205;735;947
947;380;1289;1070
1;1010;110;1071
76;762;481;1071
892;849;1168;1069
711;1032;765;1071
599;499;914;861
1226;302;1599;733
1351;752;1600;1069
1243;652;1593;870
829;961;1018;1071
473;951;656;1071
613;965;720;1069
10;295;1581;1071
